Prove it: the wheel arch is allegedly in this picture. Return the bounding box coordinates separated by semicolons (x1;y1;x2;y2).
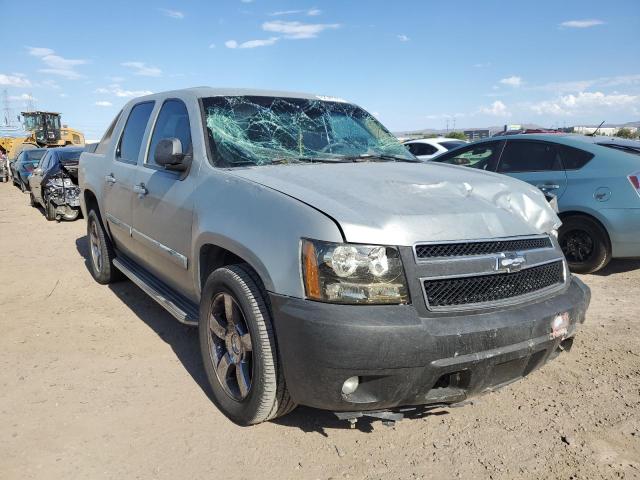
196;235;275;298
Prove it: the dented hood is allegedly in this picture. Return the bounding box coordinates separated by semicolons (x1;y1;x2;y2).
230;162;560;245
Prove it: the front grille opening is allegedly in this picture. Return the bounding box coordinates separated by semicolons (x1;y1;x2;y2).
432;370;471;390
424;260;564;309
416;237;552;259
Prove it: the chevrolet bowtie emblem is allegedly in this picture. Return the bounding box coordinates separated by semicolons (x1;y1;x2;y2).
497;253;526;273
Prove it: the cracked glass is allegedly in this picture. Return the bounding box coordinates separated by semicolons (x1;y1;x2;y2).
201;96;416;167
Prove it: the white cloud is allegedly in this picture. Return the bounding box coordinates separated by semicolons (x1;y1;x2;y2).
27;46;87;79
269;8;322;16
530;91;639;116
95;101;113;107
41;79;60;89
479;100;511;117
474;62;491;68
262;20;339;39
121;61;162;77
95;84;153;98
208;43;216;49
397;34;410;42
159;8;184;19
9;93;36;102
59;93;68;98
499;76;522;87
560;19;604;28
27;47;54;57
225;38;279;49
535;74;640;93
0;73;31;87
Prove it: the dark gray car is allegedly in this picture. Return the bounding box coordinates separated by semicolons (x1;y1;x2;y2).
79;88;590;426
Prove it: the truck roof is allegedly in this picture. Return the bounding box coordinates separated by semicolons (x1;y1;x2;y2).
133;87;340;102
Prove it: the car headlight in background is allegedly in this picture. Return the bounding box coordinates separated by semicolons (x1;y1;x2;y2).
301;239;409;305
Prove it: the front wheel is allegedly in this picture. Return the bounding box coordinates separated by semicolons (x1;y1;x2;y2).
45;200;57;221
199;264;295;425
559;215;611;274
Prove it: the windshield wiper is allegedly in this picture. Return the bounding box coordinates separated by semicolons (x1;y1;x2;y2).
271;156;350;164
337;153;420;163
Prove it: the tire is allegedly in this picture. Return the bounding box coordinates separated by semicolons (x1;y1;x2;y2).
559;215;611;274
45;200;57;221
87;209;121;284
199;264;295;425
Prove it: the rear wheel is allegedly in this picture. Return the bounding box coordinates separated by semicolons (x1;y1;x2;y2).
559;215;611;274
199;264;295;425
87;210;121;284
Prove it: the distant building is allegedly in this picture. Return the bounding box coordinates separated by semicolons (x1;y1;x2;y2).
464;129;491;141
573;125;637;136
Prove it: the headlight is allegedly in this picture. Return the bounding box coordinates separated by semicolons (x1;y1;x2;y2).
301;239;409;305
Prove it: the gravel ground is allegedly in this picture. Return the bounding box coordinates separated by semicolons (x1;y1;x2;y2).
1;183;639;480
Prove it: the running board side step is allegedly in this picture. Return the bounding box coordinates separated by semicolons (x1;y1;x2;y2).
113;257;199;327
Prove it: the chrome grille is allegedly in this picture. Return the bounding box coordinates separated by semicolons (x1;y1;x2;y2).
415;237;552;259
423;260;564;309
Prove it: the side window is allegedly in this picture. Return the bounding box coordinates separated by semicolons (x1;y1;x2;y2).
434;141;502;170
95;111;122;155
556;144;594;170
116;102;154;164
147;99;192;167
498;141;562;173
406;142;437;156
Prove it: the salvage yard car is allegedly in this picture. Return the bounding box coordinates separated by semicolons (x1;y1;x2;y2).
79;88;590;426
29;146;83;221
432;134;640;273
12;147;46;191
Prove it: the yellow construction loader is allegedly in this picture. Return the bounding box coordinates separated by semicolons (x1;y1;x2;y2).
0;111;85;160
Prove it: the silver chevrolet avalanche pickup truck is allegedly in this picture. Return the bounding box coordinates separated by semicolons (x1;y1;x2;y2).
79;88;590;426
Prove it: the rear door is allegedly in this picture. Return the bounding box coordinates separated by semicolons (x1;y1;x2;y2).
103;101;155;258
130;98;195;295
496;139;568;199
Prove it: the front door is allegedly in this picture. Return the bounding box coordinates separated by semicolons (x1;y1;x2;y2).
103;101;155;258
496;140;568;199
131;99;194;296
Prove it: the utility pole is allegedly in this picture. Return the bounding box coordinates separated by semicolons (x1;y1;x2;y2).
2;89;16;128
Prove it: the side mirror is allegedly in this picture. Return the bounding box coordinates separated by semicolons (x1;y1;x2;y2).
154;138;189;171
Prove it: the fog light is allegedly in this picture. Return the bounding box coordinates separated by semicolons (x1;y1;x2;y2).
341;376;359;395
551;312;570;339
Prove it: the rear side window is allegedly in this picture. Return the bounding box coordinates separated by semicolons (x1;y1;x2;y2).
95;111;122;155
498;141;562;173
434;141;503;170
147;99;192;167
116;102;154;163
26;150;45;162
557;144;594;170
406;142;438;156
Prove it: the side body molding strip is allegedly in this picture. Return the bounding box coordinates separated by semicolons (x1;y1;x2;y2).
106;214;188;269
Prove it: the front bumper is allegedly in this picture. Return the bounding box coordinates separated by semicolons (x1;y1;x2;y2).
270;276;590;412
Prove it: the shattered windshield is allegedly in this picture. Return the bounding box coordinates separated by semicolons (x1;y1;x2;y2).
202;96;415;167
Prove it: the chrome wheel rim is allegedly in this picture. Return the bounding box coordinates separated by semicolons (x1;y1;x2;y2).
208;292;253;401
89;220;103;273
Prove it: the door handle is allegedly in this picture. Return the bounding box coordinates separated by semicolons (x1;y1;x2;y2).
105;174;116;184
133;183;148;197
536;183;560;192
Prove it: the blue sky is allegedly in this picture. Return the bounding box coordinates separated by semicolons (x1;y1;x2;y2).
1;0;639;139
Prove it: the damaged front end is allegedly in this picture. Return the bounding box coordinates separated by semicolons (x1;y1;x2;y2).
43;164;81;221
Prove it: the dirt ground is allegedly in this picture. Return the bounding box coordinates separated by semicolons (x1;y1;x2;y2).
1;183;639;480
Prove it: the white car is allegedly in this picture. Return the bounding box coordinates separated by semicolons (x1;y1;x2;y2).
403;137;468;160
